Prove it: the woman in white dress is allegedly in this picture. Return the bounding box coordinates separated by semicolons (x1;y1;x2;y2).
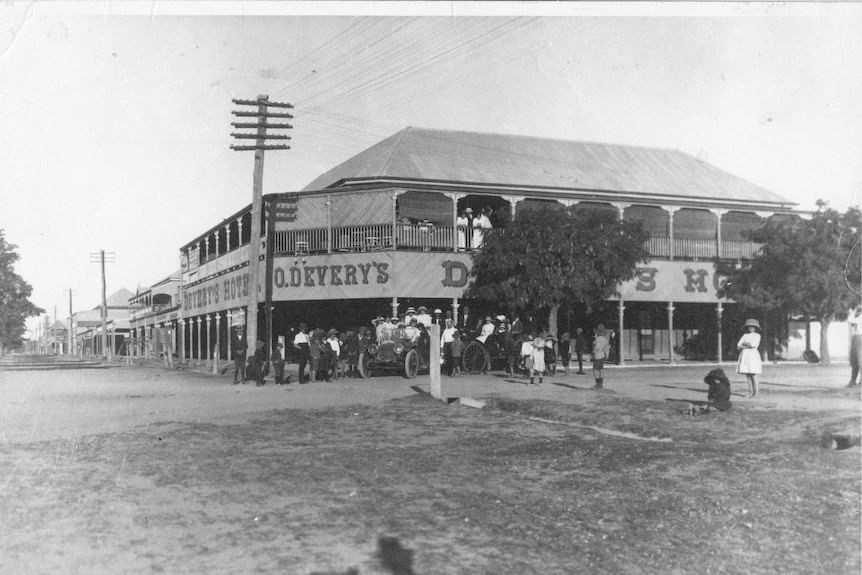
457;208;473;250
737;318;763;398
472;207;493;249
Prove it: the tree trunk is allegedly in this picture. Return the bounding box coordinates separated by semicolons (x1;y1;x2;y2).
547;303;561;338
819;316;832;366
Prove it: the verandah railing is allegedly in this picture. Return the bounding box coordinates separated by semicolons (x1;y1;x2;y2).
271;225;763;260
644;236;763;260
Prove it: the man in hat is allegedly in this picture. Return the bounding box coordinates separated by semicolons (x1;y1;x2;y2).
431;309;444;327
849;303;862;387
415;306;432;329
457;305;475;338
316;330;333;382
293;323;310;384
326;329;341;380
495;315;509;334
232;327;247;385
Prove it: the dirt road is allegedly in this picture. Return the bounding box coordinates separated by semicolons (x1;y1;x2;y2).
2;362;856;444
0;362;858;575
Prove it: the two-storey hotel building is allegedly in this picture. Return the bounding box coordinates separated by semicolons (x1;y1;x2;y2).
156;127;797;366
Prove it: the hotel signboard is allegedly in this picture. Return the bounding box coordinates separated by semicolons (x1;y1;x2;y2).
618;260;732;303
181;254;730;315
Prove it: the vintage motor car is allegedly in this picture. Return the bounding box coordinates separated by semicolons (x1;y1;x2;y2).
358;328;422;379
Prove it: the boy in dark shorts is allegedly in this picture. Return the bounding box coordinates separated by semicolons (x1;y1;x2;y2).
450;330;464;376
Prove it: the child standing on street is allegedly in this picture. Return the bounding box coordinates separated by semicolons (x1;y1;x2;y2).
591;324;610;390
543;332;557;376
520;334;534;378
529;333;547;386
450;330;464;377
737;319;763;398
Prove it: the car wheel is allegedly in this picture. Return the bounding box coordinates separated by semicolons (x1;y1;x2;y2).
358;352;372;378
404;349;419;379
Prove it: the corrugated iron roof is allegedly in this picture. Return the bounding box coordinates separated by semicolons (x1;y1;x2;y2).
301;127;794;208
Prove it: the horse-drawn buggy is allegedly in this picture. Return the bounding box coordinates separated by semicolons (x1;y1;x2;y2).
460;322;522;375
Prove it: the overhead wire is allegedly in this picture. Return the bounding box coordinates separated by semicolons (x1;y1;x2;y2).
302;18;530;113
244;17;615;187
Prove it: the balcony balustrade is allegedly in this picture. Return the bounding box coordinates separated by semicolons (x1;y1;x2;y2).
270;225;762;260
193;243;251;279
129;302;179;320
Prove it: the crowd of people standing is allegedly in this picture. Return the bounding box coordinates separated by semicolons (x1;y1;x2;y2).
224;307;781;409
231;306;620;387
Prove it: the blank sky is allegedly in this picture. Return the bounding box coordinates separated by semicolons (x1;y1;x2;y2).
1;2;860;330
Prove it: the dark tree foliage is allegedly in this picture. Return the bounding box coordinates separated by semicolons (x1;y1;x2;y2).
726;201;861;365
0;230;43;354
465;204;650;336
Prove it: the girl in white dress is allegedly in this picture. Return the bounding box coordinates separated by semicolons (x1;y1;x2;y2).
529;333;547;386
737;319;763;398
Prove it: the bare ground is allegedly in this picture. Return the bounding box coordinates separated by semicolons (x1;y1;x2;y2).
0;364;859;574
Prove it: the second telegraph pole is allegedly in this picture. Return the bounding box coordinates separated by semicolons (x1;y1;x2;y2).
231;95;292;354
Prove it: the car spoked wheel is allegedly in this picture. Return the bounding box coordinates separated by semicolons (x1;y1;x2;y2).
358;351;372;378
404;349;419;379
462;341;489;375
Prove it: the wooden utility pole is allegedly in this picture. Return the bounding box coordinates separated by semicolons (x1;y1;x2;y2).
90;250;115;361
67;289;74;356
53;305;58;354
231;95;292;357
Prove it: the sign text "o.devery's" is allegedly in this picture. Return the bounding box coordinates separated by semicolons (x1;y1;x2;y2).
274;261;389;288
183;272;250;312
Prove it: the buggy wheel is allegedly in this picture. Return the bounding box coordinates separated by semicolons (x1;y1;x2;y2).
404;349;419;379
462;341;489;375
358;352;372;378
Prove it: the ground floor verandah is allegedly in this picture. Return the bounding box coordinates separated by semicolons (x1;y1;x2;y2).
176;252;758;367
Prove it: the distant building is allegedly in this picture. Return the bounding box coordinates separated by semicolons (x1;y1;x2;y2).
43;319;68;355
128;272;181;360
175;127;797;364
73;288;133;357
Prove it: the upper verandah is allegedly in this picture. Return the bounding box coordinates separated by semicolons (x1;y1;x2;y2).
178;127;798;278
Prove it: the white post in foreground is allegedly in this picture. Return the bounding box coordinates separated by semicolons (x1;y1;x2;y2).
429;323;441;400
